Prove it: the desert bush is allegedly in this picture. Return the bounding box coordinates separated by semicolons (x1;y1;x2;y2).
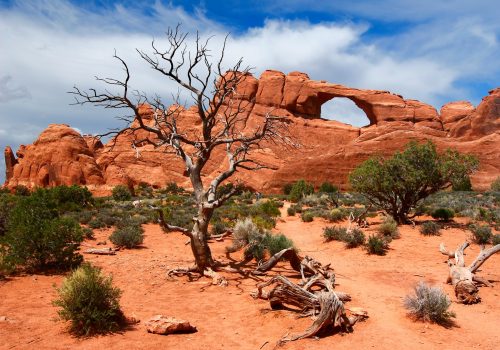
109;225;144;248
452;176;473;191
1;195;83;271
136;182;153;198
165;182;184;194
301;211;314;222
300;194;327;207
226;218;262;253
78;210;94;225
112;185;132;201
0;194;17;236
491;177;500;192
53;263;124;336
350;141;478;223
283;183;293;195
431;208;455;221
319;182;338;194
366;235;389;255
287;207;296;216
420;221;441;236
46;185;94;211
290;203;303;213
378;216;400;238
328;208;347;222
252;215;276;230
82;227;95;240
88;217;106;229
323;226;347;242
469;224;492;244
289;180;314;203
492;234;500;245
253;200;281;218
210;221;226;236
262;233;294;256
344;228;366;248
14;185;30;196
404;281;455;326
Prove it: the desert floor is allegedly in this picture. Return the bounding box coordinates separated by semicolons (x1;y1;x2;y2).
1;204;499;350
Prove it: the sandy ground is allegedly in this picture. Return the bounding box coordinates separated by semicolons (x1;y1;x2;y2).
1;205;499;350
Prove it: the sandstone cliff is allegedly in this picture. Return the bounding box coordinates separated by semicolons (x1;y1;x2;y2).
3;71;499;192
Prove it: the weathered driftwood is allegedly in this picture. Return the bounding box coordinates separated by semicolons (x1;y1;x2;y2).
253;275;365;346
84;247;117;255
439;242;500;304
251;249;365;345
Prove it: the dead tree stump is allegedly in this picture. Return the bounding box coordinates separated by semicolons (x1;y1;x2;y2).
439;242;500;304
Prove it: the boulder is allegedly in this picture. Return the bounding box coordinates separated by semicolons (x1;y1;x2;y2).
145;315;197;335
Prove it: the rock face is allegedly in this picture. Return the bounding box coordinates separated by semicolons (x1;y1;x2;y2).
3;71;499;192
145;315;196;335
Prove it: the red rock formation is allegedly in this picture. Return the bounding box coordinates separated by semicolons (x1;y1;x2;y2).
4;146;17;182
3;71;499;192
5;124;104;188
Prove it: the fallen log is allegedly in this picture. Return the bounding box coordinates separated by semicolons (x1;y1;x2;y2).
84;247;117;255
439;242;500;304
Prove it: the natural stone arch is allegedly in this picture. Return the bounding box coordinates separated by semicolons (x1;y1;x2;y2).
319;95;373;127
318;92;377;126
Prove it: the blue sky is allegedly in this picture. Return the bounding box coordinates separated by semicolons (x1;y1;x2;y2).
1;0;499;183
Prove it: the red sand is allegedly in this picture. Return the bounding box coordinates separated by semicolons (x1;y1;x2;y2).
1;206;499;350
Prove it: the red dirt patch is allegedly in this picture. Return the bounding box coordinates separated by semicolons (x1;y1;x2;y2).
1;209;499;350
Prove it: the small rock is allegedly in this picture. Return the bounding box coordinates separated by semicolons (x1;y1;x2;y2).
145;315;196;335
0;316;7;322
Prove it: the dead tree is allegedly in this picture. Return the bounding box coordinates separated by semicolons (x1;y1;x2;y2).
252;248;367;345
439;242;500;304
70;26;294;280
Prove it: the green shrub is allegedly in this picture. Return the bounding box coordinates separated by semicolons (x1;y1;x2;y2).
452;176;472;191
344;228;366;248
490;177;500;191
431;208;455;221
165;182;184;194
287;207;296;216
492;234;500;245
420;221;441;236
136;182;153;198
252;215;276;230
53;263;124;336
349;141;478;223
469;224;492;244
14;185;30;196
378;216;399;239
289;180;314;203
1;195;83;271
404;281;455;326
210;221;226;236
0;194;17;236
328;208;347;222
262;233;294;256
78;210;94;225
88;217;106;229
82;227;95;240
46;185;94;211
254;200;281;218
323;226;347;242
366;235;389;255
109;225;144;248
319;182;338;194
290;204;303;213
301;211;314;222
283;183;293;195
112;185;132;201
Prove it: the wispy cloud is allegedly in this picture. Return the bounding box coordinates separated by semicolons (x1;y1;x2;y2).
0;75;31;103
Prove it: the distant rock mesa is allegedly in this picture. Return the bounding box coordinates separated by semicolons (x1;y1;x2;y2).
3;71;499;193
